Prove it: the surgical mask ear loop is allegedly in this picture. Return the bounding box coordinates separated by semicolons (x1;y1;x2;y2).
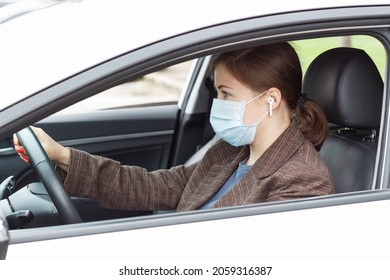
242;90;270;126
254;110;270;126
243;90;268;106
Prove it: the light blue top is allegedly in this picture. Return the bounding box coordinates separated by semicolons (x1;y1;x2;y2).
200;161;251;209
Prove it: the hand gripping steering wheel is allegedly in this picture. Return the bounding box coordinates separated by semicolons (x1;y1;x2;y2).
16;127;82;224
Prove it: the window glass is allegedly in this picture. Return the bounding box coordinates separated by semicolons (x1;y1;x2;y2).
57;60;193;114
291;35;386;78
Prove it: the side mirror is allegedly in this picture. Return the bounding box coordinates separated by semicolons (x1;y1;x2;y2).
0;209;9;260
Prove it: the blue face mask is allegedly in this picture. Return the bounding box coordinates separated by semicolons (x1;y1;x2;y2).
209;91;269;147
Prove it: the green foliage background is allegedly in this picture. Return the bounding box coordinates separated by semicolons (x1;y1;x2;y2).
292;35;386;78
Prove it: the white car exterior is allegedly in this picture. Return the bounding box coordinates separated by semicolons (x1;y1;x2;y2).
1;1;390;279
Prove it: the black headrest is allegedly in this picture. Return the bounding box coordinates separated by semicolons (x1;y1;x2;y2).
303;48;383;129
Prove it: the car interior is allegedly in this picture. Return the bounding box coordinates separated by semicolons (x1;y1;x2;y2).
0;35;385;229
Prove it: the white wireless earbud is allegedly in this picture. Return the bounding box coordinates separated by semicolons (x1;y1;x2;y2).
268;97;275;116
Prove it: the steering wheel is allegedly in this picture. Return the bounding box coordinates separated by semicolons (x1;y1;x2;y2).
16;127;82;224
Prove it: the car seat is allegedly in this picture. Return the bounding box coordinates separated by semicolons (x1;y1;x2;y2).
303;47;383;193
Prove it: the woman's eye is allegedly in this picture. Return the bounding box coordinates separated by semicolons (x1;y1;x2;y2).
216;90;232;99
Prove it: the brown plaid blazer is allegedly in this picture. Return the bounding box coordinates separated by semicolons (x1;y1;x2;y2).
61;122;335;211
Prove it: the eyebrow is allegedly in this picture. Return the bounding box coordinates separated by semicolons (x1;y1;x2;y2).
217;85;233;90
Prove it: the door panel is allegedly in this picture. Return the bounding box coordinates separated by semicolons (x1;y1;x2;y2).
0;104;179;182
39;104;180;170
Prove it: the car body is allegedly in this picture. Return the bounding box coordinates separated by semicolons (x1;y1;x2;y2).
0;0;390;274
0;0;64;23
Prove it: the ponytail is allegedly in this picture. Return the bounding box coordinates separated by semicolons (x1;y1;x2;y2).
296;99;328;151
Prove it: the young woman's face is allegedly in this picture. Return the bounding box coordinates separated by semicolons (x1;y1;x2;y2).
214;64;268;125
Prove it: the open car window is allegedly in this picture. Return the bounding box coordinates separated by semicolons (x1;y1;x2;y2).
2;34;384;226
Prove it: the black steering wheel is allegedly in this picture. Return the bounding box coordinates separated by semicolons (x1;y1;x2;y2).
16;127;82;224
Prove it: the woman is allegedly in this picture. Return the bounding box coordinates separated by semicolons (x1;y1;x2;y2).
14;42;335;211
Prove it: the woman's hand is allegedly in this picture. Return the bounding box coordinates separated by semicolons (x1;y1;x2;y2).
13;126;70;171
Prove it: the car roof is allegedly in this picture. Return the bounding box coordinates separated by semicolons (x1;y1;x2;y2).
0;0;389;111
